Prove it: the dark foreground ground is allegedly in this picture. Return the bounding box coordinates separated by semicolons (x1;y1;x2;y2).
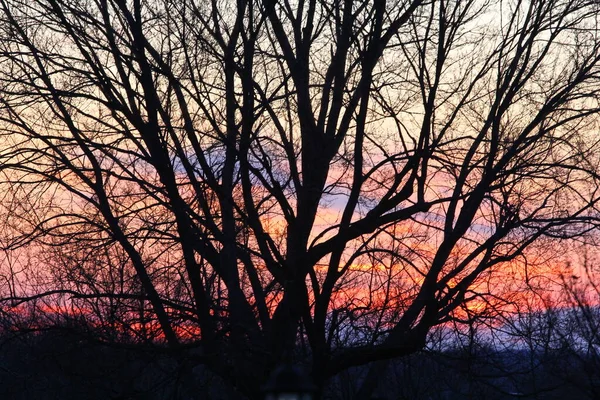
0;330;598;399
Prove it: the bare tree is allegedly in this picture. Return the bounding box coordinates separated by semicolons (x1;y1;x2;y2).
1;0;600;397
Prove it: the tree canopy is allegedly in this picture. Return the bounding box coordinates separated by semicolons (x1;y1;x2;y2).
1;0;600;397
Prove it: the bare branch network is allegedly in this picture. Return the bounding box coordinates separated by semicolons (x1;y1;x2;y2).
1;0;600;397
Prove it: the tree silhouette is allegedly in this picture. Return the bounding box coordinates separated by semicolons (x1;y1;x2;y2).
1;0;600;397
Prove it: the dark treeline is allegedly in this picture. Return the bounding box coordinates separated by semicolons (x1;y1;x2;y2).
1;304;599;399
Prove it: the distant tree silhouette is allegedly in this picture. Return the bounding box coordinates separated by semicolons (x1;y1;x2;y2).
1;0;600;397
